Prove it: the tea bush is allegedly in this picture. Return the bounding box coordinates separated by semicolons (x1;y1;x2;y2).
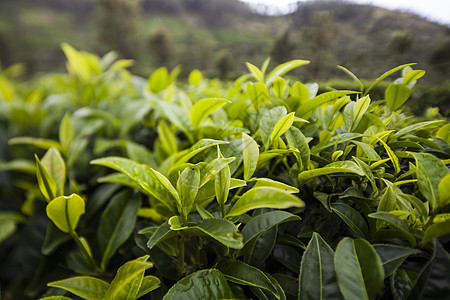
0;45;449;300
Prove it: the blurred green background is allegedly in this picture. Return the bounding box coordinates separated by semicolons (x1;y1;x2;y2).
0;0;449;114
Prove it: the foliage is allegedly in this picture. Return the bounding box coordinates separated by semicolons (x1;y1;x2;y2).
0;45;449;300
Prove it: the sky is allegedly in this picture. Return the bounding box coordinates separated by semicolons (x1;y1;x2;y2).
240;0;450;25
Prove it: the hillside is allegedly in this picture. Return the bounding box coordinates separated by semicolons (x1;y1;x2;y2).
0;0;449;82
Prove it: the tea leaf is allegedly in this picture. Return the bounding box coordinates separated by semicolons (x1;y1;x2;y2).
242;132;259;181
332;203;369;238
374;244;421;277
177;167;200;217
226;187;304;217
386;83;410;111
286;126;310;171
251;178;299;193
46;194;85;233
298;161;364;185
246;62;265;83
104;256;153;299
163;269;234;300
270;112;295;146
299;233;341;300
422;219;450;246
242;211;301;246
297;91;359;119
136;276;161;298
335;238;384;300
403;70;425;85
410;152;449;209
169;217;244;249
48;276;109;299
266;59;310;86
98;190;140;269
148;67;169;93
91;157;176;212
353;95;370;125
365;63;416;95
369;212;416;247
41;147;66;197
35;154;57;202
190;98;230;129
438;174;450;206
217;260;280;297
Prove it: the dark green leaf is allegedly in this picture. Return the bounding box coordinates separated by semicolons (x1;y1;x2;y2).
335;238;384;300
331;203;369;238
163;269;234;300
299;233;342;300
217;260;279;297
98;190;140;269
374;244;421;277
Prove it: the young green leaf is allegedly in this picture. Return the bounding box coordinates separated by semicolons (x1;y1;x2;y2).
270;112;295;146
177;167;200;218
266;59;310;86
352;95;370;125
242;132;259;181
35;154;57;202
41;147;66;197
190;98;230;129
335;238;385;300
385;83;411;111
46;194;85;233
48;276;110;300
215;160;231;217
403;70;425;86
91;157;176;213
148;67;169;93
411;152;449;209
286;126;310;171
297;91;359;119
364;63;416;95
299;233;342;300
104;256;153;300
136;276;161;298
59;113;73;154
226;187;304;218
298;161;364;185
251;178;299;193
438;174;450;207
246;62;265;83
259;106;287;149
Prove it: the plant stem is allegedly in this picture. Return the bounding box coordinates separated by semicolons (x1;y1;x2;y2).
71;231;98;272
177;236;186;276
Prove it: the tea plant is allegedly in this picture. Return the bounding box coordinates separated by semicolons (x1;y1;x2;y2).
0;45;449;299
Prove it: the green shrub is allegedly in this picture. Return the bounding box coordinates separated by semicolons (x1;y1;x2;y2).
0;46;449;299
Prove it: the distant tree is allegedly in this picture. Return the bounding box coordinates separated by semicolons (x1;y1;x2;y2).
387;31;414;62
428;40;450;74
271;28;296;64
149;28;174;67
215;49;235;80
0;32;12;68
96;0;141;58
300;10;336;79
